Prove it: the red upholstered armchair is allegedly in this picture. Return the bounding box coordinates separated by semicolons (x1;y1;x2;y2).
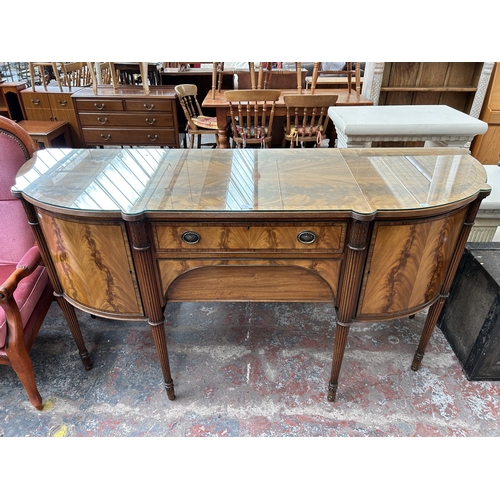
0;115;54;410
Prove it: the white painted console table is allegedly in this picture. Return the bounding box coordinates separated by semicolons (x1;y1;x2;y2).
328;105;488;148
469;164;500;242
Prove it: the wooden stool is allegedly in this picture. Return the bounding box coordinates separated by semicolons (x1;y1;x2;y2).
18;120;72;148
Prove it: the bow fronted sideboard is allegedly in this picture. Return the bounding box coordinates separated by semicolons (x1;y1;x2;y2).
13;147;491;403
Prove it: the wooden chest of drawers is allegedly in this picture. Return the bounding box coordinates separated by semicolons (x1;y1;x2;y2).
72;86;179;148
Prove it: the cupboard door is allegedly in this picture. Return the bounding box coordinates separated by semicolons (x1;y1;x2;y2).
49;94;81;147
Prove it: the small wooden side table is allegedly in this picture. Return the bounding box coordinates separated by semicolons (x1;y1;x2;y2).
18;120;72;148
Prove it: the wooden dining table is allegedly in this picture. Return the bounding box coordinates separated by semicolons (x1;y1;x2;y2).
202;87;373;148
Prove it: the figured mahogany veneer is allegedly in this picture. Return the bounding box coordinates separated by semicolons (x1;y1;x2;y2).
13;147;491;403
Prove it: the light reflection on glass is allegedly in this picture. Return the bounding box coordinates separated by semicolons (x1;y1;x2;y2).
71;149;169;211
227;149;257;210
14;148;488;215
15;148;77;189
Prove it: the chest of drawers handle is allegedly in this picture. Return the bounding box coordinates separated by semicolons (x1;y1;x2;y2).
148;134;158;142
31;99;40;105
94;103;105;110
145;118;156;125
100;133;111;141
181;231;201;244
297;230;317;244
97;117;108;124
58;99;68;106
144;104;155;110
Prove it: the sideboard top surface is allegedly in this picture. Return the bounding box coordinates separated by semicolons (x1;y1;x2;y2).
14;148;490;217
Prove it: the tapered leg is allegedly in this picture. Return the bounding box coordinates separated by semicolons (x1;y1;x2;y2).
411;296;447;371
54;293;92;370
328;321;350;402
127;218;176;401
327;218;372;402
149;319;175;400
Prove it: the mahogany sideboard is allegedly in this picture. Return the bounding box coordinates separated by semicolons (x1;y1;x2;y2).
71;86;180;148
13;147;491;403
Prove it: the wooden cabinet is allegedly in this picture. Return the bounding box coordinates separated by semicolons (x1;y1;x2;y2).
362;62;494;117
21;86;83;147
471;62;500;165
72;86;179;148
0;82;27;121
14;147;491;404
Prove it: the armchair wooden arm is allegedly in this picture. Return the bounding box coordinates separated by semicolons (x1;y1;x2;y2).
0;247;43;301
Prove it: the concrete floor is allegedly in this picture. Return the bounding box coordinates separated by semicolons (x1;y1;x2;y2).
1;299;500;438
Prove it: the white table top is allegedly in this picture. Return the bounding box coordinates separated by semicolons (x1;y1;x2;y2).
328;105;488;136
482;165;500;209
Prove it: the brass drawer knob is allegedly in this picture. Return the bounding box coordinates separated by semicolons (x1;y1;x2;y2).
181;231;200;244
94;103;105;110
297;230;316;244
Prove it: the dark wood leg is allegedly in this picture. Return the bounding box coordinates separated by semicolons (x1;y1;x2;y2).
327;218;372;402
328;321;350;402
127;218;175;401
149;319;175;400
54;293;92;370
411;297;447;370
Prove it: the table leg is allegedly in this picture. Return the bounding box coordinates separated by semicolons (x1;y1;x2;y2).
216;108;229;148
149;318;176;400
411;296;446;371
328;218;371;402
62;125;72;148
54;293;92;370
328;320;350;402
126;218;176;400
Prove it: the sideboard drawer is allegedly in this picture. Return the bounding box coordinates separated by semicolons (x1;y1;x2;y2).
81;127;177;146
152;223;347;254
75;100;124;111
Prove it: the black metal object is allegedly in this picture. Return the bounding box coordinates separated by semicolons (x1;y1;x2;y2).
438;242;500;380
